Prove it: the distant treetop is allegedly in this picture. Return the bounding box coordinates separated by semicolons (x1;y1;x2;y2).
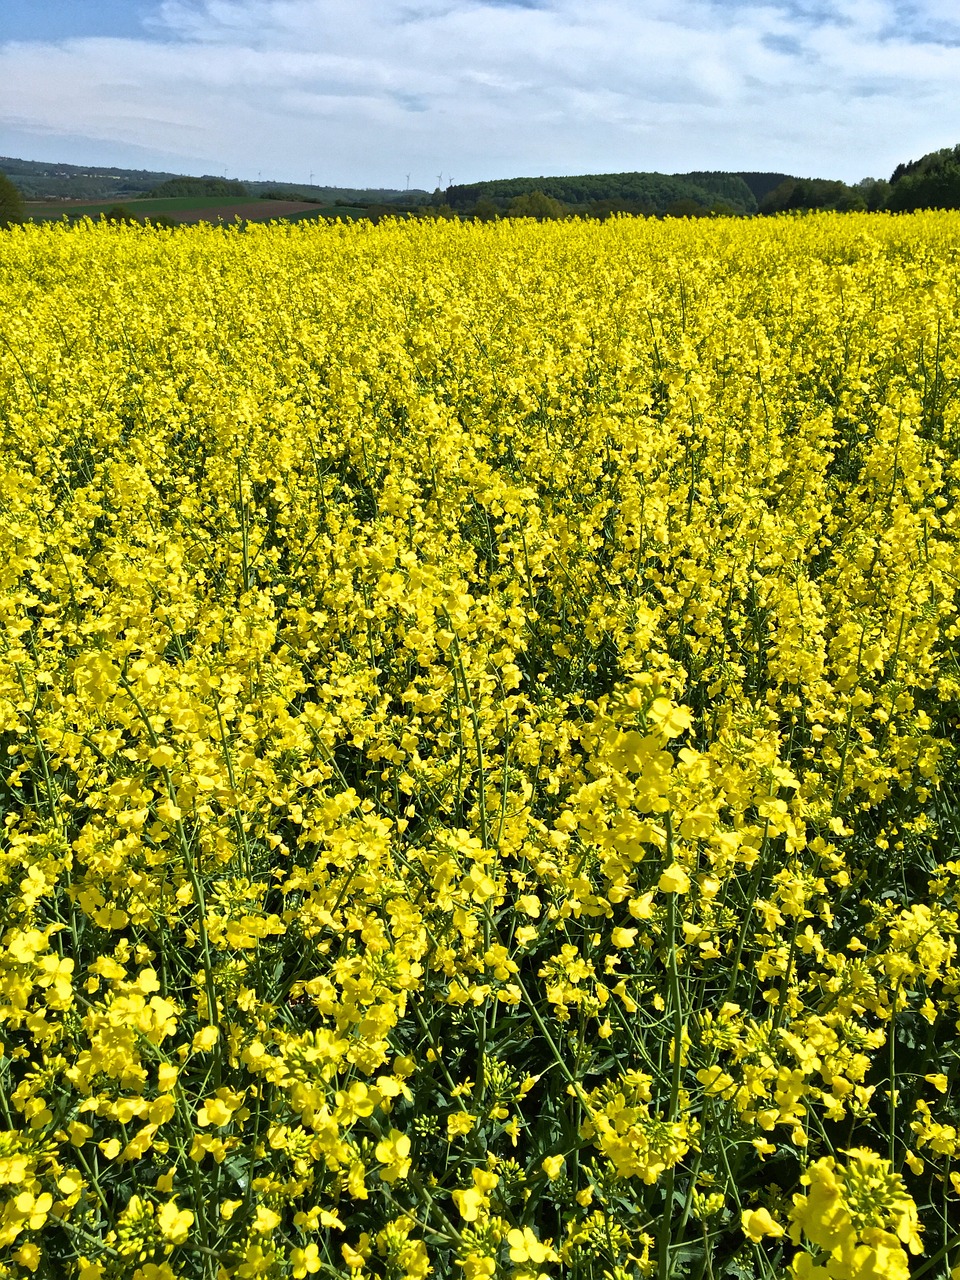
446;171;762;217
888;144;960;212
5;146;960;224
147;176;249;198
0;172;25;227
758;177;867;215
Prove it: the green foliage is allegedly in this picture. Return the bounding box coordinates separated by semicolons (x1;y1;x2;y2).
733;172;794;202
581;198;655;219
148;176;250;198
682;171;759;211
758;177;865;215
472;197;500;222
13;141;960;228
0;154;174;200
852;177;892;211
416;202;458;220
144;213;179;229
252;183;429;205
259;189;321;203
101;204;141;224
662;197;710;218
888;144;960;211
891;143;960;185
507;190;567;219
100;204;178;228
448;171;756;217
0;172;25;227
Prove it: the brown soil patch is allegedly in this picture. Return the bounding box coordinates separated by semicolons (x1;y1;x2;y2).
172;201;326;223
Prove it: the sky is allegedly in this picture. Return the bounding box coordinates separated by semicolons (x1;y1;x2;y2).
1;0;959;189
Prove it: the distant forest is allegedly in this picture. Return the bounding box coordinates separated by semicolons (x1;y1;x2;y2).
0;156;427;207
445;148;960;218
3;143;960;223
446;170;788;217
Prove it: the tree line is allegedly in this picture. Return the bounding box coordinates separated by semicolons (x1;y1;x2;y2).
445;170;783;217
445;147;960;219
4;144;960;229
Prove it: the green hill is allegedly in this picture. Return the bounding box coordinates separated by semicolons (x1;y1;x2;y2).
9;145;960;224
758;177;866;215
446;170;772;216
729;172;794;203
0;155;177;201
148;176;249;198
888;144;960;212
0;156;428;207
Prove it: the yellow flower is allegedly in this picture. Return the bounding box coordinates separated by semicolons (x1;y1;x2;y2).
453;1166;498;1220
342;1234;372;1269
741;1207;784;1242
157;1063;179;1092
156;1199;194;1244
789;1151;922;1272
629;892;656;919
507;1227;557;1264
658;865;691;894
375;1129;412;1183
192;1026;219;1052
195;1087;245;1129
447;1111;477;1139
5;202;960;1280
610;927;637;948
648;698;693;738
790;1253;831;1280
458;1253;496;1280
291;1243;322;1277
156;799;182;825
252;1206;282;1235
14;1242;40;1272
452;1187;485;1222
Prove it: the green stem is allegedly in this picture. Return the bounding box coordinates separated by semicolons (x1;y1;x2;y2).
659;817;686;1280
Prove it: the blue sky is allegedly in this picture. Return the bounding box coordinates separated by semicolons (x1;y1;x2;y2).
1;1;158;42
1;0;959;187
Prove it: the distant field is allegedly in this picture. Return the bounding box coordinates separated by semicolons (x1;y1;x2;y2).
23;195;365;223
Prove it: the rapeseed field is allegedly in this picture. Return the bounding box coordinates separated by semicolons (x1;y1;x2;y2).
0;212;958;1280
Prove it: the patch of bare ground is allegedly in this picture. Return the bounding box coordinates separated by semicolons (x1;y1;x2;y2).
173;201;327;223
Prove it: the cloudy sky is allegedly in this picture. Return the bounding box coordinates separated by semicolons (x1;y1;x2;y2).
1;0;959;189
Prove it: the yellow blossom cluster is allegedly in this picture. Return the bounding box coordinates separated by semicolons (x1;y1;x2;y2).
0;211;958;1278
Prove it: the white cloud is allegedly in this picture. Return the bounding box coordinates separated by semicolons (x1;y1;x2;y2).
1;0;959;185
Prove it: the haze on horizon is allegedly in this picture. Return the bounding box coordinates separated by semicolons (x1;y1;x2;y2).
1;0;959;190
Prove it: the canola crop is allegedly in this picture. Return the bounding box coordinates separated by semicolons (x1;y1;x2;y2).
0;212;958;1280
